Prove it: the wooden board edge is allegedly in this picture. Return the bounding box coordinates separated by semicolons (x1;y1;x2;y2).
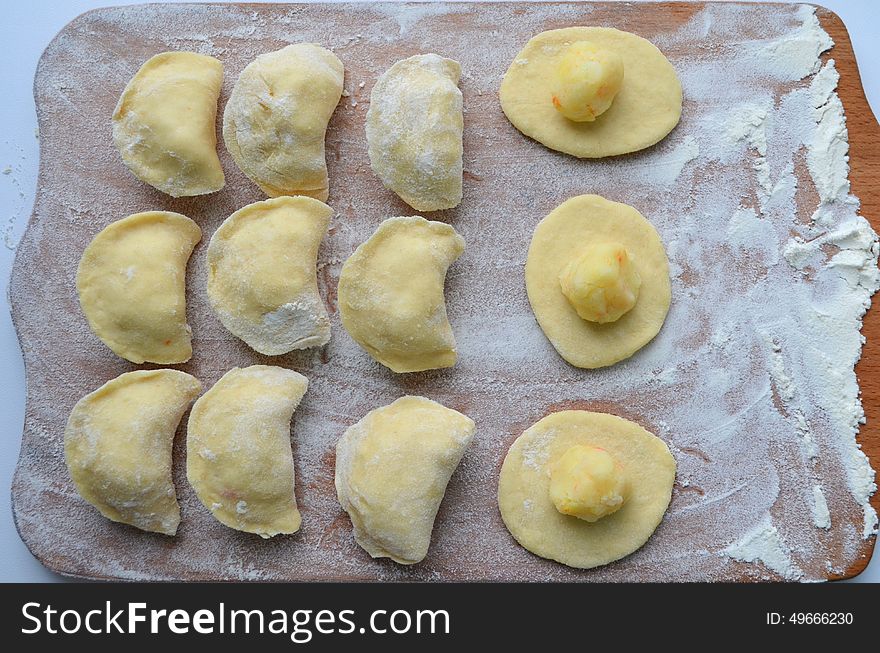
814;4;880;581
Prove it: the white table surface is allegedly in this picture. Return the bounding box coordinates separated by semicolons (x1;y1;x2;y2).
1;0;877;583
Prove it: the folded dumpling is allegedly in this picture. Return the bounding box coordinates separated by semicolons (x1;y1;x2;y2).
338;216;464;373
335;396;475;564
187;366;308;538
64;369;201;535
206;196;332;355
223;43;344;200
112;51;225;197
366;54;463;211
76;211;201;364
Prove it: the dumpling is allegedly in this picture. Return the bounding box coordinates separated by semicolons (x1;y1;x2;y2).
335;396;475;564
76;211;201;364
223;43;344;201
525;195;671;368
500;28;682;158
186;365;308;537
207;196;332;355
366;54;463;211
64;369;201;535
112;51;225;197
498;410;676;569
338;216;465;373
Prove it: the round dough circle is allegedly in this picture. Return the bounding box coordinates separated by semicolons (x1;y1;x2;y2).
500;28;682;158
526;195;671;368
498;410;676;569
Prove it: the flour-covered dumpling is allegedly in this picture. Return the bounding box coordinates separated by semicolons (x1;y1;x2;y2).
335;396;475;564
207;196;332;355
366;54;463;211
338;216;465;373
76;211;201;364
112;52;225;197
65;370;201;535
187;366;308;537
223;44;344;200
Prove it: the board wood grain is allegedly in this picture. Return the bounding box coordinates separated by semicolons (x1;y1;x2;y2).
9;2;879;581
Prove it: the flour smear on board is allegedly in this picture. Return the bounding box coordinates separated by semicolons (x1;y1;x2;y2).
685;4;880;572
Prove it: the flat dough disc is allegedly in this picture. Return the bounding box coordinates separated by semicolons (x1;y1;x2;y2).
498;410;676;569
500;27;682;158
525;194;671;368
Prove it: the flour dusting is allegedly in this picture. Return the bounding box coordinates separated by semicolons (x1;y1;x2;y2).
758;4;833;81
812;484;831;529
724;514;802;580
808;62;852;207
9;2;878;582
723;103;773;204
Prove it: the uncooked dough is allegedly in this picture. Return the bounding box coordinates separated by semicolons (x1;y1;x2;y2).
498;410;676;569
223;43;344;200
206;196;332;355
335;396;475;564
64;369;201;535
187;366;308;538
338;216;465;373
500;28;682;157
526;195;671;368
76;211;201;364
366;54;463;211
112;51;225;197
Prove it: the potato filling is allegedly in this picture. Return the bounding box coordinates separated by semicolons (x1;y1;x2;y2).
549;445;629;522
551;41;624;122
559;242;641;323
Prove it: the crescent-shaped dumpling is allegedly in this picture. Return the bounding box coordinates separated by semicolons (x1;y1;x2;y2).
186;365;308;538
335;396;475;564
206;196;332;355
223;43;344;201
64;369;201;535
338;216;465;373
366;54;464;211
112;52;225;197
76;211;201;364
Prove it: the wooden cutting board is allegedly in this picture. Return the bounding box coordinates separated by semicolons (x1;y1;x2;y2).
10;2;880;581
